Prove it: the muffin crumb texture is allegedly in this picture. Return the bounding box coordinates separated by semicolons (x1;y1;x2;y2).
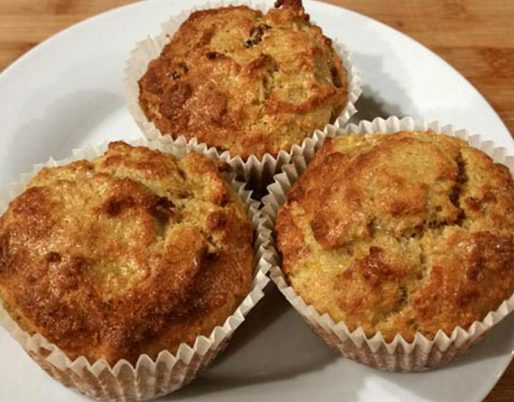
138;0;348;159
277;131;514;341
0;142;254;364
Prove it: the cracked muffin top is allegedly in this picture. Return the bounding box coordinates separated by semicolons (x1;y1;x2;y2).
138;0;348;160
0;142;254;364
276;132;514;342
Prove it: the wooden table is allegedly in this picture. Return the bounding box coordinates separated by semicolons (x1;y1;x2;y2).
0;1;512;401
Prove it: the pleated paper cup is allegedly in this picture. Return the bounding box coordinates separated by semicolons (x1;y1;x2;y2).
262;116;514;372
0;137;273;401
123;0;362;185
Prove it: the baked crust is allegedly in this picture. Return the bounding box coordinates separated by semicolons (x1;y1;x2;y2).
138;0;347;159
0;142;254;364
276;132;514;341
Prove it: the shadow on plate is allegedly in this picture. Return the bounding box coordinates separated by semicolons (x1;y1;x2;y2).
349;52;416;124
352;85;404;122
168;285;338;399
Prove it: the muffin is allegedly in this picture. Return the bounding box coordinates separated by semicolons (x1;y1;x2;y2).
266;118;514;371
0;141;269;400
137;0;349;160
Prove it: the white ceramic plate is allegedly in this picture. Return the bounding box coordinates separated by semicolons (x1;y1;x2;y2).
0;1;513;401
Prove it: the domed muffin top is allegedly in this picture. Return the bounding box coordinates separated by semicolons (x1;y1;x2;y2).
277;132;514;341
138;0;347;159
0;142;254;364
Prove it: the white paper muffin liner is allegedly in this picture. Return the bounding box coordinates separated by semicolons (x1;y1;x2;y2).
123;0;362;183
0;137;273;401
262;116;514;372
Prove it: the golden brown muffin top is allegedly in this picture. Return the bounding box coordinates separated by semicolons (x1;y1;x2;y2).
138;0;347;160
277;132;514;341
0;142;254;364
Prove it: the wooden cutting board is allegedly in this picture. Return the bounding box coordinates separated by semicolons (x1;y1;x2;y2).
0;1;512;401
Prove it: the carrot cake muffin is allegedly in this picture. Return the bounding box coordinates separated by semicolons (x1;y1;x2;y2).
138;0;348;159
276;131;514;341
0;141;254;364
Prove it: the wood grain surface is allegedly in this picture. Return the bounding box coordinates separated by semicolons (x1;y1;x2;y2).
0;1;512;401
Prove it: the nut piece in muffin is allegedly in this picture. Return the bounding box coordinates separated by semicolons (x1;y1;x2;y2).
138;0;348;159
0;142;254;364
276;132;514;342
